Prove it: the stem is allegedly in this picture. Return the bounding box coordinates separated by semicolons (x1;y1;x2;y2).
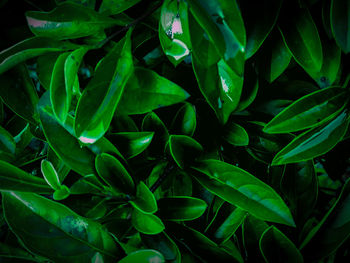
150;162;174;193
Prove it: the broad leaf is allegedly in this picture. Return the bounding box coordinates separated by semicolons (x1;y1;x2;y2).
119;249;165;263
2;191;123;262
117;67;189;115
26;2;119;40
331;0;350;53
191;159;295;226
0;161;52;193
223;122;249;146
130;182;157;214
157;196;207;221
0;125;15;162
75;29;133;144
272;111;350;165
131;209;165;235
41;159;61;190
171;102;196;136
99;0;142;15
264;87;348;133
259;226;303;263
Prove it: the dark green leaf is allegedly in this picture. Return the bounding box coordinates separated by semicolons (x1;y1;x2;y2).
259;226;304;263
157;196;207;221
130;182;157;214
95;153;135;195
331;0;350;53
223;122;249;146
118;249;165;263
279;8;323;72
191;159;295;226
0;125;15;162
99;0;142;15
272;111;350;165
26;2;120;40
2;191;124;262
0;161;52;193
170;102;196;136
117;67;189;115
159;0;191;66
37;53;60;90
75;29;133;144
131;209;165;235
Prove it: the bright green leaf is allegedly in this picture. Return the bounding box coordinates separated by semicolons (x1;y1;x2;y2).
130;182;157;214
131;209;165;235
118;249;165;263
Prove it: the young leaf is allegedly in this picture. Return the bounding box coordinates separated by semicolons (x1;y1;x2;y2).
264;87;348;134
279;8;323;72
191;159;295;226
2;191;124;262
130;182;157;214
159;0;191;66
259;226;304;263
41;159;61;190
75;29;133;144
117;67;189;115
331;0;350;53
26;2;120;40
157;196;207;221
223;122;249;146
272;111;350;165
0;161;52;193
118;249;165;263
53;185;70;201
131;209;165;235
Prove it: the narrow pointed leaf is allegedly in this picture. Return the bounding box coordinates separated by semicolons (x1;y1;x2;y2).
331;0;350;53
75;29;133;144
191;159;295;226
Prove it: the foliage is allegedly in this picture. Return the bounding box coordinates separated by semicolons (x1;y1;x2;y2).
0;0;349;262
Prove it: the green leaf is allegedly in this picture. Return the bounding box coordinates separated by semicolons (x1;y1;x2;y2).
99;0;142;15
192;57;243;124
37;53;60;90
108;132;154;159
95;153;135;195
235;64;259;111
117;67;189;115
331;0;350;53
157;196;207;221
0;65;39;124
272;111;350;165
118;249;165;263
257;30;292;83
53;185;70;201
259;226;304;263
205;202;246;244
2;191;124;262
41;159;61;190
169;135;203;169
223;122;249;146
75;29;133;144
300;179;350;260
26;2;120;40
191;159;295;226
131;209;165;235
0;161;52;193
171;102;196;136
0;37;78;75
264;87;348;134
279;8;323;72
241;0;283;59
38;93;96;175
159;0;191;66
0;125;15;162
141;232;181;263
130;182;157;214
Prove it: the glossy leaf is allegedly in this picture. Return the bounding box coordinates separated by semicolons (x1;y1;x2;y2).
169;135;203;169
53;185;70;201
99;0;142;15
95;153;135;195
0;160;52;193
264;87;348;134
223;122;249;146
159;0;191;66
170;102;196;136
191;159;295;226
2;191;123;262
235;64;259;111
272;111;350;165
259;226;304;263
0;37;78;75
117;67;189;115
0;125;15;162
241;0;283;59
26;2;119;40
331;0;350;53
157;196;207;221
108;132;154;159
131;209;165;235
279;8;323;72
130;182;157;214
118;249;165;263
41;159;61;190
75;29;133;144
0;64;39;124
37;53;61;90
